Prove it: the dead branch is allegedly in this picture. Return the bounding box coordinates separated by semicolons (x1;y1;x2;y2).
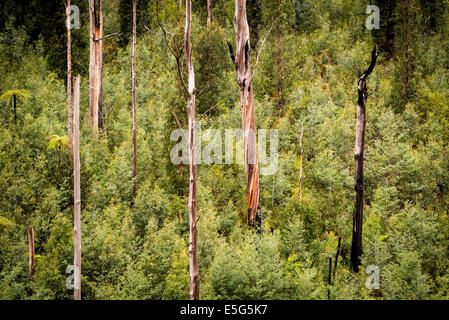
251;22;274;82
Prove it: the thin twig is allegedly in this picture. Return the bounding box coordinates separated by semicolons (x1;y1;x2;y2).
196;85;208;98
156;0;188;93
194;103;221;128
251;22;274;82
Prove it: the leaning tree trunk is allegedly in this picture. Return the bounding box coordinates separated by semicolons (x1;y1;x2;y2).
132;0;137;201
185;0;199;300
89;0;103;134
350;46;378;273
231;0;261;231
72;76;82;300
66;0;72;157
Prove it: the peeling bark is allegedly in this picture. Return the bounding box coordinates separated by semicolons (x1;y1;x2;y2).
350;46;378;273
231;0;261;230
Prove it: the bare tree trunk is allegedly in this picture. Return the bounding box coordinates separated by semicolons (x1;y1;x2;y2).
350;46;378;273
132;0;137;201
298;123;303;201
230;0;261;230
179;0;183;29
185;0;199;300
207;0;211;28
13;94;16;124
66;0;72;158
27;226;35;279
89;0;103;134
156;0;199;298
73;76;82;300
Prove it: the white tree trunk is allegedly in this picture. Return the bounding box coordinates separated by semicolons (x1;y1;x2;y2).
73;76;81;300
185;0;199;300
207;0;211;28
27;226;35;279
132;0;137;200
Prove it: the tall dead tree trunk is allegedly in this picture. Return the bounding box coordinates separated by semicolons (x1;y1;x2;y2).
157;0;199;299
298;123;304;201
185;0;199;300
132;0;137;201
66;0;72;157
72;76;82;300
230;0;261;230
89;0;103;134
207;0;211;28
27;226;35;279
350;46;378;273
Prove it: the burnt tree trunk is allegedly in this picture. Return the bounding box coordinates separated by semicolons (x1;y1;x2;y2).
72;76;82;300
132;0;137;201
27;226;35;279
66;0;73;158
185;0;199;300
89;0;103;134
230;0;261;231
350;46;378;273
